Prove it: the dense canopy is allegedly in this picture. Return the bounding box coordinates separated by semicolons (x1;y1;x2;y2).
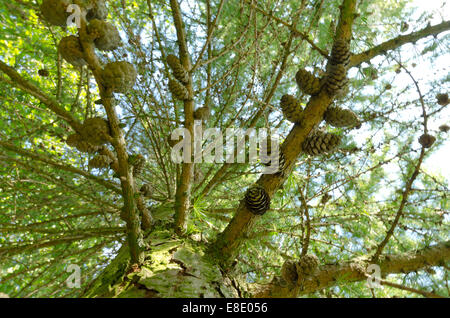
0;0;449;298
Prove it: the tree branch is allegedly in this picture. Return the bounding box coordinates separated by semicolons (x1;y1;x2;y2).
350;20;450;68
73;0;144;263
169;0;195;235
254;240;450;297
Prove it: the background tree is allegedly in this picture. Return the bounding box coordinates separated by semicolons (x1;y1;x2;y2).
0;0;449;298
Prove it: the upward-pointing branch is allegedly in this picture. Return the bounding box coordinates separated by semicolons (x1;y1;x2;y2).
72;0;143;264
208;0;358;266
169;0;195;235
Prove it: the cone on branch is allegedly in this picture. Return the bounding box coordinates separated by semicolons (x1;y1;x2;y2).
88;154;112;169
418;133;436;148
194;106;210;121
280;94;303;123
40;0;71;27
295;69;322;95
244;185;270;215
167;54;189;84
58;36;87;67
66;133;100;153
324;105;361;128
81;117;111;146
168;79;189;100
324;63;348;96
82;0;108;21
439;124;449;132
281;260;298;287
321;193;332;204
329;38;350;68
436;93;449;106
167;134;181;147
38;69;49;77
140;183;152;198
102;61;137;93
259;137;286;174
87;19;122;51
302;130;341;156
296;254;319;277
129;154;146;176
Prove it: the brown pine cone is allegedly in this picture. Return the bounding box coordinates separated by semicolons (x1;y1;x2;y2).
58;36;87;67
167;54;189;84
280;94;303;123
324;105;361;128
168;79;189;100
295;69;322;95
302;130;341;156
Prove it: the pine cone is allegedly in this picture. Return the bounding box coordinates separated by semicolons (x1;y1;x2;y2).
129;154;146;176
244;185;270;215
295;69;322;95
321;193;332;204
38;69;49;77
262;152;286;175
324;63;348;96
87;19;122;51
329;39;350;68
81;117;110;146
194;106;210;120
58;36;87;67
76;140;101;153
280;94;303;123
260;138;286;174
140;183;152;197
167;54;189;84
66;133;100;153
40;0;71;27
302;130;341;156
83;0;108;21
436;93;449;106
324;105;361;128
88;154;112;168
439;124;449;132
281;260;298;287
102;61;137;93
168;79;189;100
296;254;319;277
418;134;436;148
66;133;82;148
167;134;180;147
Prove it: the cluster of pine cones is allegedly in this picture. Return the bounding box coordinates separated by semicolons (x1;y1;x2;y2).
42;1;144;173
302;39;358;154
41;0;136;93
65;117;116;169
243;37;359;217
278;36;361;157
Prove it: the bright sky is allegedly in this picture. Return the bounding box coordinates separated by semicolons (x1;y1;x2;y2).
408;0;450;183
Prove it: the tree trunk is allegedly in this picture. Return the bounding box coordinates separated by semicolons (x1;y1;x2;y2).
82;226;245;298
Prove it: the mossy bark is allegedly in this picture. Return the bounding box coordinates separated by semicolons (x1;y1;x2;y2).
82;227;245;298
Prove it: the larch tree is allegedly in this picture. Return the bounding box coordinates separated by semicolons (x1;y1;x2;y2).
0;0;449;298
